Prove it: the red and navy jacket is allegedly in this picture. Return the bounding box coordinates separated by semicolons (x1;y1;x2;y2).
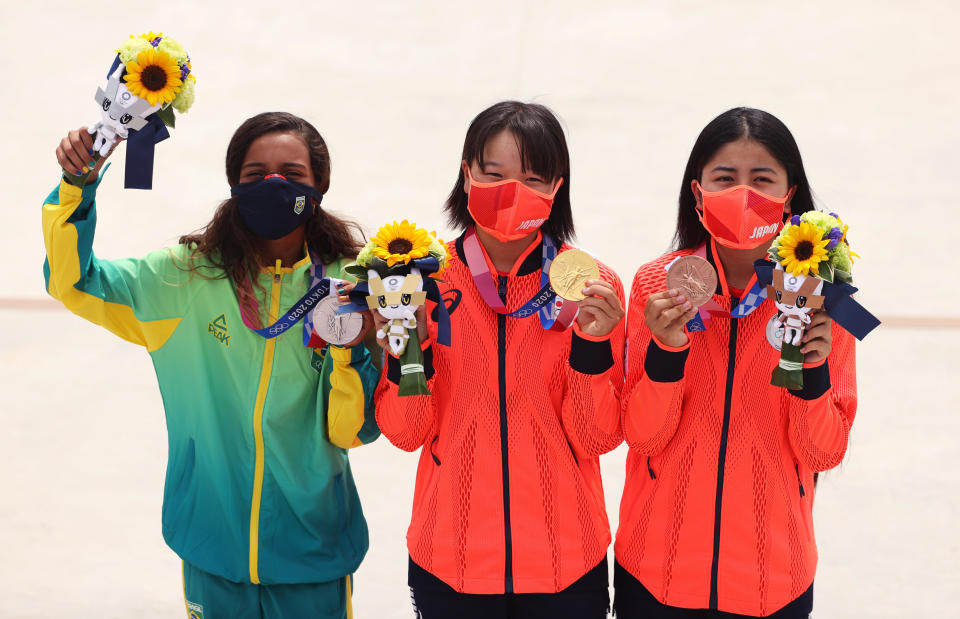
376;231;625;594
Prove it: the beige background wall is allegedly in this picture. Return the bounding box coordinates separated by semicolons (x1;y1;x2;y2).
1;1;956;617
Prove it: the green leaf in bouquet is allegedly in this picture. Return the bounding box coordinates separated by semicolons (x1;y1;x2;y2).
156;105;176;129
833;267;853;284
343;263;369;280
817;261;835;283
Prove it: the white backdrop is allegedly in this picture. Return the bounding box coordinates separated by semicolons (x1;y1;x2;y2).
1;2;957;617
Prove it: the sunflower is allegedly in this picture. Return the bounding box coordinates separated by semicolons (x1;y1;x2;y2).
777;221;830;276
124;48;183;106
371;220;432;267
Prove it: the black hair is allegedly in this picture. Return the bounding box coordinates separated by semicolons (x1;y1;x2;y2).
179;112;363;327
444;100;574;244
673;107;815;250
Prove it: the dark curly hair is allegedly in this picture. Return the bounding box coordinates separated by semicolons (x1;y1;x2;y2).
178;112;364;326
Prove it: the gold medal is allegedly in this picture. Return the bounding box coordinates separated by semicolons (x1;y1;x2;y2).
549;249;600;301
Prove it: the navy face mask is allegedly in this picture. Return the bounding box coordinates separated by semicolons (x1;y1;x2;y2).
231;174;323;240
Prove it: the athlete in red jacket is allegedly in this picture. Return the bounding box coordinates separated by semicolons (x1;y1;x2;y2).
374;101;625;619
615;108;857;618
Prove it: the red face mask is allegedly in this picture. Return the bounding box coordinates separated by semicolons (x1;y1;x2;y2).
694;181;790;249
465;167;563;242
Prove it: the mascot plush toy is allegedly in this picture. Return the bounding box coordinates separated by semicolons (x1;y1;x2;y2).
760;212;879;389
366;270;427;357
338;221;450;396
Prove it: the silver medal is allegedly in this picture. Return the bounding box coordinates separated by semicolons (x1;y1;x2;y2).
313;295;364;346
766;313;785;351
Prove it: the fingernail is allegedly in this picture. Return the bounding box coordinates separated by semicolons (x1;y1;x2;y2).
87;149;94;155
676;295;686;303
82;166;90;173
88;160;96;167
683;302;691;310
76;170;83;175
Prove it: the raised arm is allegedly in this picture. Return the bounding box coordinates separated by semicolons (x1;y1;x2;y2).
43;128;190;352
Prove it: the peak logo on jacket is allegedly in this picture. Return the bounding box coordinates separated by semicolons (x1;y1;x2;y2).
208;314;230;347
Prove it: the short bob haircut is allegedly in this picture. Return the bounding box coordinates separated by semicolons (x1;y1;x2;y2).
444;101;575;244
674;107;816;250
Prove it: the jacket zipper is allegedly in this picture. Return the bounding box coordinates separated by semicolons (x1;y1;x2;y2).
248;262;283;584
647;455;656;480
709;296;738;610
430;435;441;466
497;274;514;594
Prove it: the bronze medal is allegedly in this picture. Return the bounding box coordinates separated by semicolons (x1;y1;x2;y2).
665;255;718;308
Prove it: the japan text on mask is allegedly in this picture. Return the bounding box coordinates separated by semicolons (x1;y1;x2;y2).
465;167;563;242
694;181;793;249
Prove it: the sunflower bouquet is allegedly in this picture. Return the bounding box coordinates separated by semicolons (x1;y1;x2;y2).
339;221;450;396
771;211;856;284
66;32;196;189
763;211;873;389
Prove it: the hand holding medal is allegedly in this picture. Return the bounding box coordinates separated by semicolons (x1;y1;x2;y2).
549;249;624;338
643;256;718;349
312;290;366;347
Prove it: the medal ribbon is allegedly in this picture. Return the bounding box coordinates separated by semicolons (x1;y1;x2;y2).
462;226;578;330
241;253;340;341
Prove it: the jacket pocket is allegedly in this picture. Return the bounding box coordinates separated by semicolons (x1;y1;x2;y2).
563;436;580;468
794;460;806;498
161;438;196;534
794;460;813;542
646;455;657;480
332;472;360;556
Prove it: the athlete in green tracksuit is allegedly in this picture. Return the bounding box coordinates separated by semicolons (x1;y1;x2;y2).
44;112;379;619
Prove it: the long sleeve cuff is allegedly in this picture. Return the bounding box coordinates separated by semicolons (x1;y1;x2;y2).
789;360;831;400
644;338;690;383
59;164;109;219
387;344;434;385
328;344;367;364
569;331;614;375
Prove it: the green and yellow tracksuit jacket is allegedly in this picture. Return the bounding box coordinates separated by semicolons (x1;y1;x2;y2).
41;173;380;586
